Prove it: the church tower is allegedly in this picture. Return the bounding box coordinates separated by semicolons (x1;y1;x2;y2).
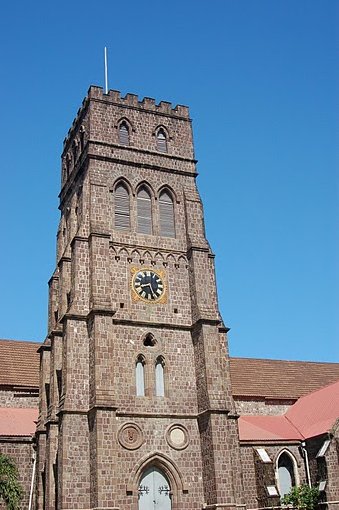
36;86;245;510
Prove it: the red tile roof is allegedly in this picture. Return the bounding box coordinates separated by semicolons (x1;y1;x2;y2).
239;379;339;442
239;415;303;442
230;357;339;400
0;339;40;388
0;408;38;436
285;379;339;438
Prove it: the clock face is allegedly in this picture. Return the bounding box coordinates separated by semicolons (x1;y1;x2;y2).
132;269;165;302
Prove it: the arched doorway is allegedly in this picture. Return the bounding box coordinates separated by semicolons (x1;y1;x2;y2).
138;466;172;510
277;451;297;497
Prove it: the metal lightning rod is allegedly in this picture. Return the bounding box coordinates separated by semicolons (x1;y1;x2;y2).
104;47;109;94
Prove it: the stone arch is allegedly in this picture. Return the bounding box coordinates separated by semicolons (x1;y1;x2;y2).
118;247;129;258
166;253;176;264
136;180;155;198
127;451;187;500
141;332;157;347
141;250;153;262
152;124;171;140
155;251;165;262
275;448;299;497
178;255;188;264
115;116;135;132
111;177;134;195
157;184;178;203
131;249;141;260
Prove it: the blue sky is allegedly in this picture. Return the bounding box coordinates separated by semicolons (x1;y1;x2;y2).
0;0;337;361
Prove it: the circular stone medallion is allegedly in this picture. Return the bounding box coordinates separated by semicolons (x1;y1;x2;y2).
166;424;189;450
118;422;144;450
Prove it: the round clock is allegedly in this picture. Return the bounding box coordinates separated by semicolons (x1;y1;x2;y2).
132;269;165;302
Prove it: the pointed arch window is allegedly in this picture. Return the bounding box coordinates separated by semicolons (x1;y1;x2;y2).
136;356;145;396
119;121;130;146
137;186;152;235
155;357;165;397
277;451;297;497
159;190;175;238
115;183;130;230
156;129;167;153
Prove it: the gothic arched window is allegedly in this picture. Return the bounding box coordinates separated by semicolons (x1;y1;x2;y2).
114;183;130;231
277;451;297;497
137;186;152;235
159;190;175;238
119;121;130;146
136;356;145;396
155;357;165;397
156;128;167;153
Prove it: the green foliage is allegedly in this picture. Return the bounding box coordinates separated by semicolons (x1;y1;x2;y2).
282;484;320;510
0;454;23;510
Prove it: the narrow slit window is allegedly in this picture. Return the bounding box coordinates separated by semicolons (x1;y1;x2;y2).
136;358;145;396
119;122;130;146
155;358;165;397
159;190;175;238
115;184;130;230
156;129;167;153
137;187;152;234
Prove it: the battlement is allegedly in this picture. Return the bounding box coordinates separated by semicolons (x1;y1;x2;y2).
88;85;190;118
63;85;190;148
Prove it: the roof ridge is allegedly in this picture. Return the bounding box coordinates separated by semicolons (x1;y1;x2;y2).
230;356;339;365
0;338;41;345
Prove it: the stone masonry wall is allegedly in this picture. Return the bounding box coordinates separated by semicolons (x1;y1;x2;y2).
0;439;34;510
235;398;294;416
0;388;38;408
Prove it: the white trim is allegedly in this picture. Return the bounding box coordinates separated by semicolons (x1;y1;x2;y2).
275;449;299;496
317;439;331;458
256;448;272;463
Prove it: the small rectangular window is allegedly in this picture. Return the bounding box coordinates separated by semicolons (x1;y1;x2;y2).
317;439;331;457
256;448;271;463
319;481;327;492
266;486;279;497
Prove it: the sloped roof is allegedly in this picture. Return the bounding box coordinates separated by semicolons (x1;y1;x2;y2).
230;357;339;400
0;408;38;436
239;415;303;442
0;339;40;388
239;379;339;442
285;379;339;438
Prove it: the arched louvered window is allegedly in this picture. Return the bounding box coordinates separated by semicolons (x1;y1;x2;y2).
155;357;165;397
115;184;130;230
159;190;175;238
277;451;297;497
136;357;145;396
137;186;152;235
156;129;167;153
119;122;130;146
